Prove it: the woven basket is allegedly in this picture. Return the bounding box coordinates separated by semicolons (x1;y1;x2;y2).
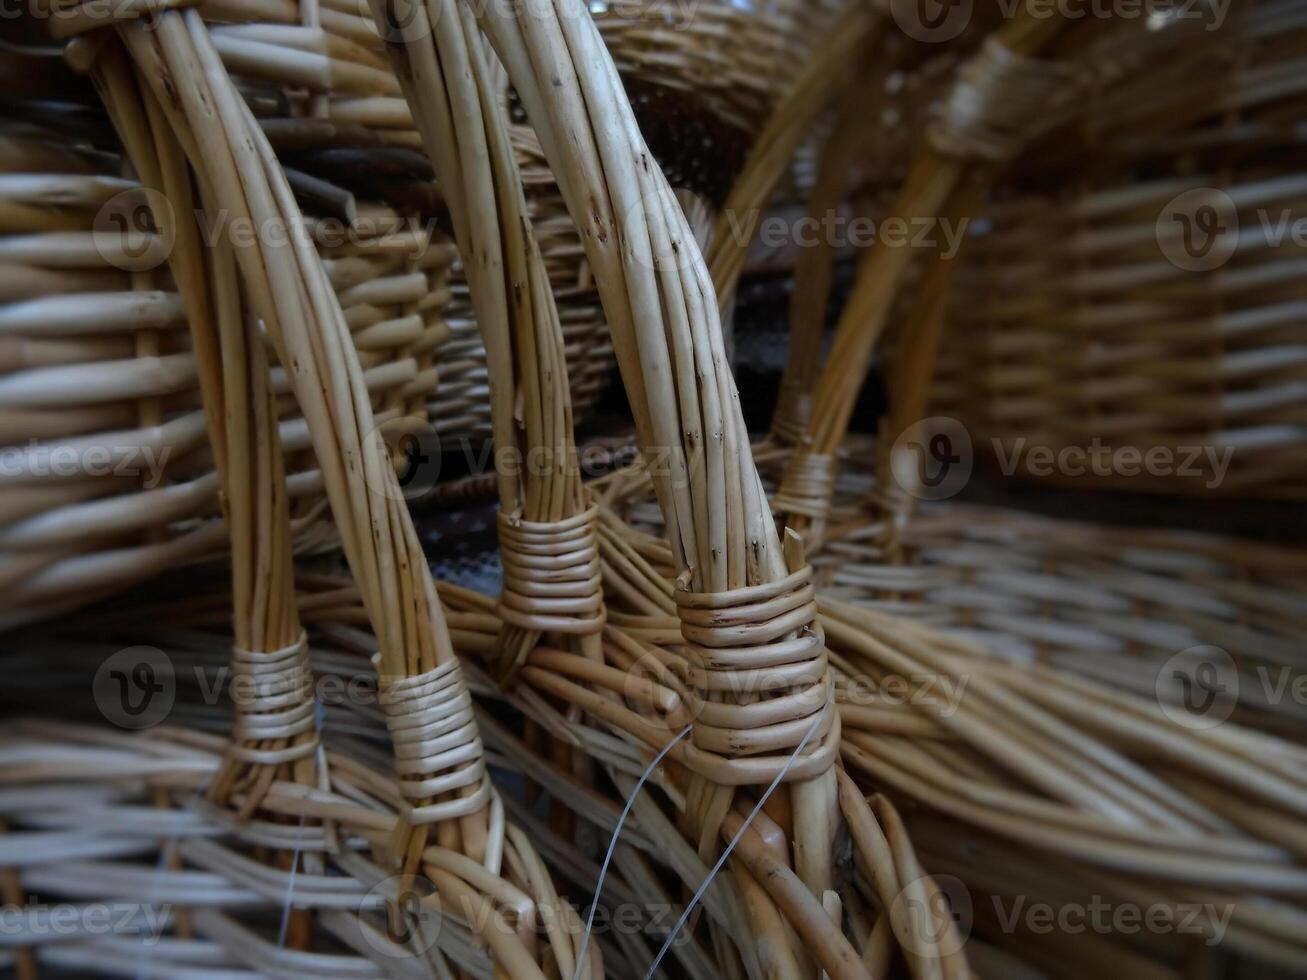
594;0;853;135
48;1;604;972
932;174;1307;501
441;1;974;972
168;0;619;449
7;548;1307;974
0;123;453;627
8;1;1307;976
426;466;1307;975
905;0;1307;499
813;494;1307;736
13;535;1307;974
716;5;1307;738
0;711;596;978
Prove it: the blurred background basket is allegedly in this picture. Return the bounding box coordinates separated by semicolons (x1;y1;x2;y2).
929;0;1307;500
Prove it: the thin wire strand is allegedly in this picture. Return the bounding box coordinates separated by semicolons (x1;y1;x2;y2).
573;724;693;980
277;811;309;947
643;712;826;979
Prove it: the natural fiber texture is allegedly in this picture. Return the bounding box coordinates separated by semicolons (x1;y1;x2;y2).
377;656;492;823
0;717;596;979
824;596;1307;972
0;124;451;628
675;562;841;783
431;125;616;444
455;0;935;971
96;53;329;806
497;505;605;635
0;578;972;978
9;584;1306;972
594;0;855;134
815;498;1307;738
773;449;840;521
55;3;606;973
515;494;1307;973
8;3;1305;977
369;0;607;690
903;2;1307;504
777;8;1093;544
932;171;1307;498
228;634;318;762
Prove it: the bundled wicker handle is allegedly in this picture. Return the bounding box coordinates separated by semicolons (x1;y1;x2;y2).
55;14;610;979
372;0;606;689
775;10;1089;547
454;1;934;973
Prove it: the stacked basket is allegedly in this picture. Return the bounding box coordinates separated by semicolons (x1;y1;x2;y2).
1;1;1306;978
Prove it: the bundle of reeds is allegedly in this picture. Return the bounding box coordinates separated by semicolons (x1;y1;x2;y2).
37;2;599;973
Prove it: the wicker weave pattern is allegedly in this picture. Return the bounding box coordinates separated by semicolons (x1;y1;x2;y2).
0;136;452;625
932;171;1307;499
594;0;853;132
925;3;1307;499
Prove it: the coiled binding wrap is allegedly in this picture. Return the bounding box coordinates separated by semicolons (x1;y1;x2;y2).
770;386;814;447
497;504;606;635
230;633;319;765
377;657;493;826
774;451;840;522
929;36;1079;162
675;564;839;786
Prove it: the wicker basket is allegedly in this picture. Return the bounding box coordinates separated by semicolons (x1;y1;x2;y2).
8;543;1307;974
462;463;1307;975
904;0;1307;499
46;1;604;971
933;173;1307;500
813;494;1307;737
595;0;853;133
0;121;454;627
6;0;1307;976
